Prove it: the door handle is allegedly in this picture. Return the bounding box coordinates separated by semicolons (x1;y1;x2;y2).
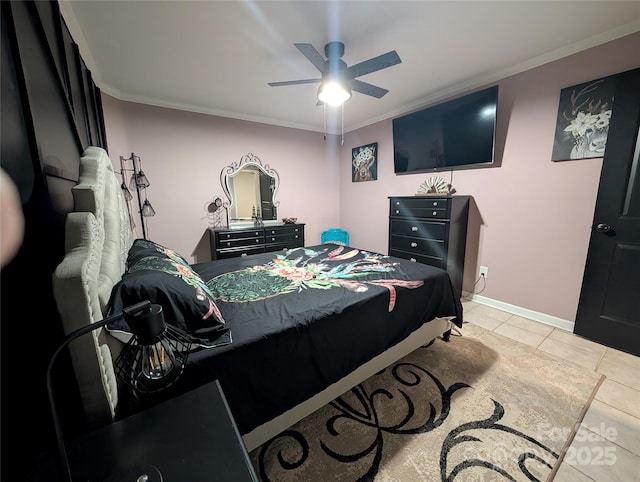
596;223;611;233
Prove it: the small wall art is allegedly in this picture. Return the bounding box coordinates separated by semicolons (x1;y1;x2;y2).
551;75;616;161
352;142;378;182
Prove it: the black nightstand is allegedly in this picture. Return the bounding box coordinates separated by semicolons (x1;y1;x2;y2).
33;380;259;481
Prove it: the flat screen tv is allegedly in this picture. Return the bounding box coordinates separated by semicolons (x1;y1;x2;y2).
393;85;498;174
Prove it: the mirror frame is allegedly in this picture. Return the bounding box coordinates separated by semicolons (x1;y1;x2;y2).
220;153;280;227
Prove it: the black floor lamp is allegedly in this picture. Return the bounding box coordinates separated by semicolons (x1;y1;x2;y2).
47;301;194;481
119;153;156;240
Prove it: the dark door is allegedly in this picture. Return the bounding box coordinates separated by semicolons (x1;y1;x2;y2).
574;67;640;356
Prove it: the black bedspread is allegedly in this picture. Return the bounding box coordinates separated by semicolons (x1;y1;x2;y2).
165;244;462;435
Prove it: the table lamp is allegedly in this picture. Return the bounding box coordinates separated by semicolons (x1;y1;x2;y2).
47;301;194;481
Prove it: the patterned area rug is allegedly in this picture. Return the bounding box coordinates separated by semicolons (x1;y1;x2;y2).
249;323;603;481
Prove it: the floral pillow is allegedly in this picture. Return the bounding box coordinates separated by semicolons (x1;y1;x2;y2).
126;238;191;269
107;240;227;343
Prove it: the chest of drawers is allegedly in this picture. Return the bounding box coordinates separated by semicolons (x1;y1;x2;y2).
388;196;469;296
209;224;305;260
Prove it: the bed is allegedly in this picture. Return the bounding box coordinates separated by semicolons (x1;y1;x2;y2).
52;146;463;453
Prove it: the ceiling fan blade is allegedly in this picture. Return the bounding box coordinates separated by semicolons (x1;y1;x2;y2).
294;43;327;72
351;79;389;98
268;78;321;87
347;50;402;79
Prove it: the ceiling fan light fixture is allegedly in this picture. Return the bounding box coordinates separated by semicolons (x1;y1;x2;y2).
318;81;351;106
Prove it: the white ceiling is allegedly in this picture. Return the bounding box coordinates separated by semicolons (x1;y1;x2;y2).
60;1;640;135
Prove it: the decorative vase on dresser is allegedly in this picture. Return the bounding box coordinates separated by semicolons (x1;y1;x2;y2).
388;196;470;297
209;223;305;260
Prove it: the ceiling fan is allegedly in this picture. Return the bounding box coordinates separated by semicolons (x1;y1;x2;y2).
268;42;402;105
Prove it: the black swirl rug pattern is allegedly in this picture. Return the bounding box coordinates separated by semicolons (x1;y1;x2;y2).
250;323;603;481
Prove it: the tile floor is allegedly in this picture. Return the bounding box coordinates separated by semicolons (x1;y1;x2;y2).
461;298;640;482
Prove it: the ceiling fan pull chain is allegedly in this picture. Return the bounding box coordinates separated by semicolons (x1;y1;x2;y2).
341;103;345;146
323;103;327;141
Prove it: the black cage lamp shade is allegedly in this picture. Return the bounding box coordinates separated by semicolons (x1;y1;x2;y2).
47;301;194;482
114;303;192;394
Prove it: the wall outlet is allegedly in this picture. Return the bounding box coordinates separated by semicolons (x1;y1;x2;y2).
479;266;489;279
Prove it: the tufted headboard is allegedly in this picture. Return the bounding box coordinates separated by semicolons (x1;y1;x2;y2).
52;146;134;427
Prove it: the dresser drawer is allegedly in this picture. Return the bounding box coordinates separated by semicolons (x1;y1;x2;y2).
215;228;262;241
390;197;449;219
265;232;303;244
389;219;447;240
216;246;265;259
389;234;445;258
209;224;305;261
217;235;265;249
390;248;445;270
264;225;303;236
214;228;264;250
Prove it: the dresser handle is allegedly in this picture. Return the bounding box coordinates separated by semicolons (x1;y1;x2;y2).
410;258;417;262
270;230;276;234
432;211;437;216
255;239;260;243
410;242;418;248
396;201;400;206
433;202;438;206
271;237;276;241
295;235;299;238
395;210;400;214
411;226;418;232
241;253;247;257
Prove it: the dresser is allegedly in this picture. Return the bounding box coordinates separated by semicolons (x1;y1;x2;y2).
388;196;470;296
209;223;305;260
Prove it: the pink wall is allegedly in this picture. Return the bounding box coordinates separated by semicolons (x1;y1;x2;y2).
341;32;640;322
101;99;341;260
103;32;640;324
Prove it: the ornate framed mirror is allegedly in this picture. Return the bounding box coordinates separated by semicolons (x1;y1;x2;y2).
220;153;280;228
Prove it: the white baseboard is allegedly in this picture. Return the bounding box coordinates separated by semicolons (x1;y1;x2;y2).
462;292;575;333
